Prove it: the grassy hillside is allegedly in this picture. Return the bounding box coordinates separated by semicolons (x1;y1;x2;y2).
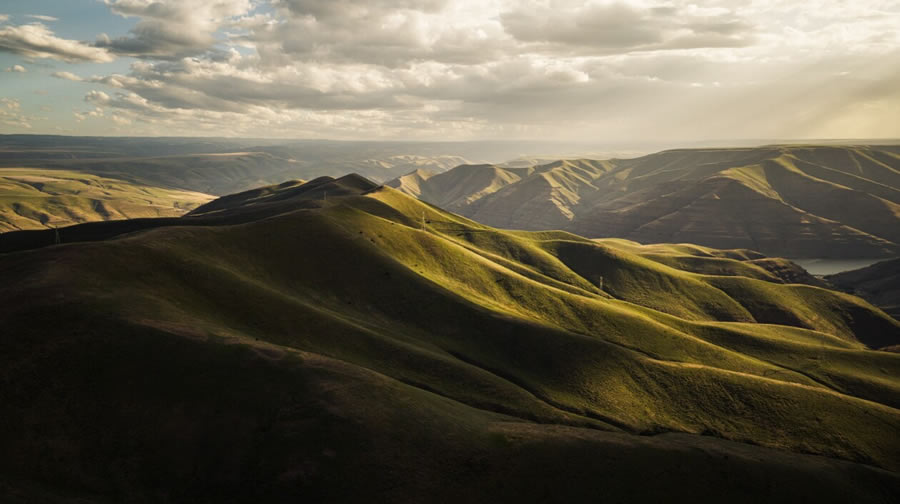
386;163;532;211
0;168;213;232
1;176;899;502
466;160;615;230
387;146;900;258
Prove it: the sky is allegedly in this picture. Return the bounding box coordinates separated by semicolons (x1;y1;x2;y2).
0;0;898;141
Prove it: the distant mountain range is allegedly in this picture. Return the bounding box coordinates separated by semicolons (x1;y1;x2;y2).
0;150;469;196
1;175;898;501
388;145;900;258
0;134;630;195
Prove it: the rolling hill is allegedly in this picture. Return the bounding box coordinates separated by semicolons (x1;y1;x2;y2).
1;174;899;502
388;145;900;258
0;168;213;232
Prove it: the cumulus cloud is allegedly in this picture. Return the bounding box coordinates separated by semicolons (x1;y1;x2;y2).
52;71;83;81
85;90;112;105
5;64;26;72
245;0;509;67
95;0;253;59
0;22;114;62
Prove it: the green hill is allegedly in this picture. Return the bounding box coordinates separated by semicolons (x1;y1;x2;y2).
0;168;213;232
387;145;900;259
1;175;899;502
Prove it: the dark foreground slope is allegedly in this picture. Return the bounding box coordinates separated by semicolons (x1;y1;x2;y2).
1;175;899;503
827;258;900;322
388;145;900;258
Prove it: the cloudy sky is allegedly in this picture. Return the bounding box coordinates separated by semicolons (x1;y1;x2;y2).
0;0;898;141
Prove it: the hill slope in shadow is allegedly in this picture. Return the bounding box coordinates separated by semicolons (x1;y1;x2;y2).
827;257;900;322
1;175;899;502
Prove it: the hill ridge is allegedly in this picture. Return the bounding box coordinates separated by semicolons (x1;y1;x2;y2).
386;146;900;258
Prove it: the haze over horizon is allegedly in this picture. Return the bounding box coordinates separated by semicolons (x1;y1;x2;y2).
1;0;898;142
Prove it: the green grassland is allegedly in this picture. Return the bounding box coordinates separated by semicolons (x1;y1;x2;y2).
1;175;898;502
0;168;213;232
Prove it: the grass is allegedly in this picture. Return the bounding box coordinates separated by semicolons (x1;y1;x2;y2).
1;177;898;502
0;168;213;232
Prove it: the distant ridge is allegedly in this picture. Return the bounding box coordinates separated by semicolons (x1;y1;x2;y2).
0;136;471;195
387;145;900;259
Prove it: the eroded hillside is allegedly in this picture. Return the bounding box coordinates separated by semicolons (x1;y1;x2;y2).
388;145;900;258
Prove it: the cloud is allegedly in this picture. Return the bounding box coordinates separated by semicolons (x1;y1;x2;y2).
95;0;253;59
85;90;111;105
0;23;114;62
71;84;489;139
52;71;83;81
0;97;32;129
27;15;59;22
0;15;8;23
245;0;509;68
5;64;26;72
274;0;448;18
22;0;900;140
500;1;756;54
110;113;132;125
